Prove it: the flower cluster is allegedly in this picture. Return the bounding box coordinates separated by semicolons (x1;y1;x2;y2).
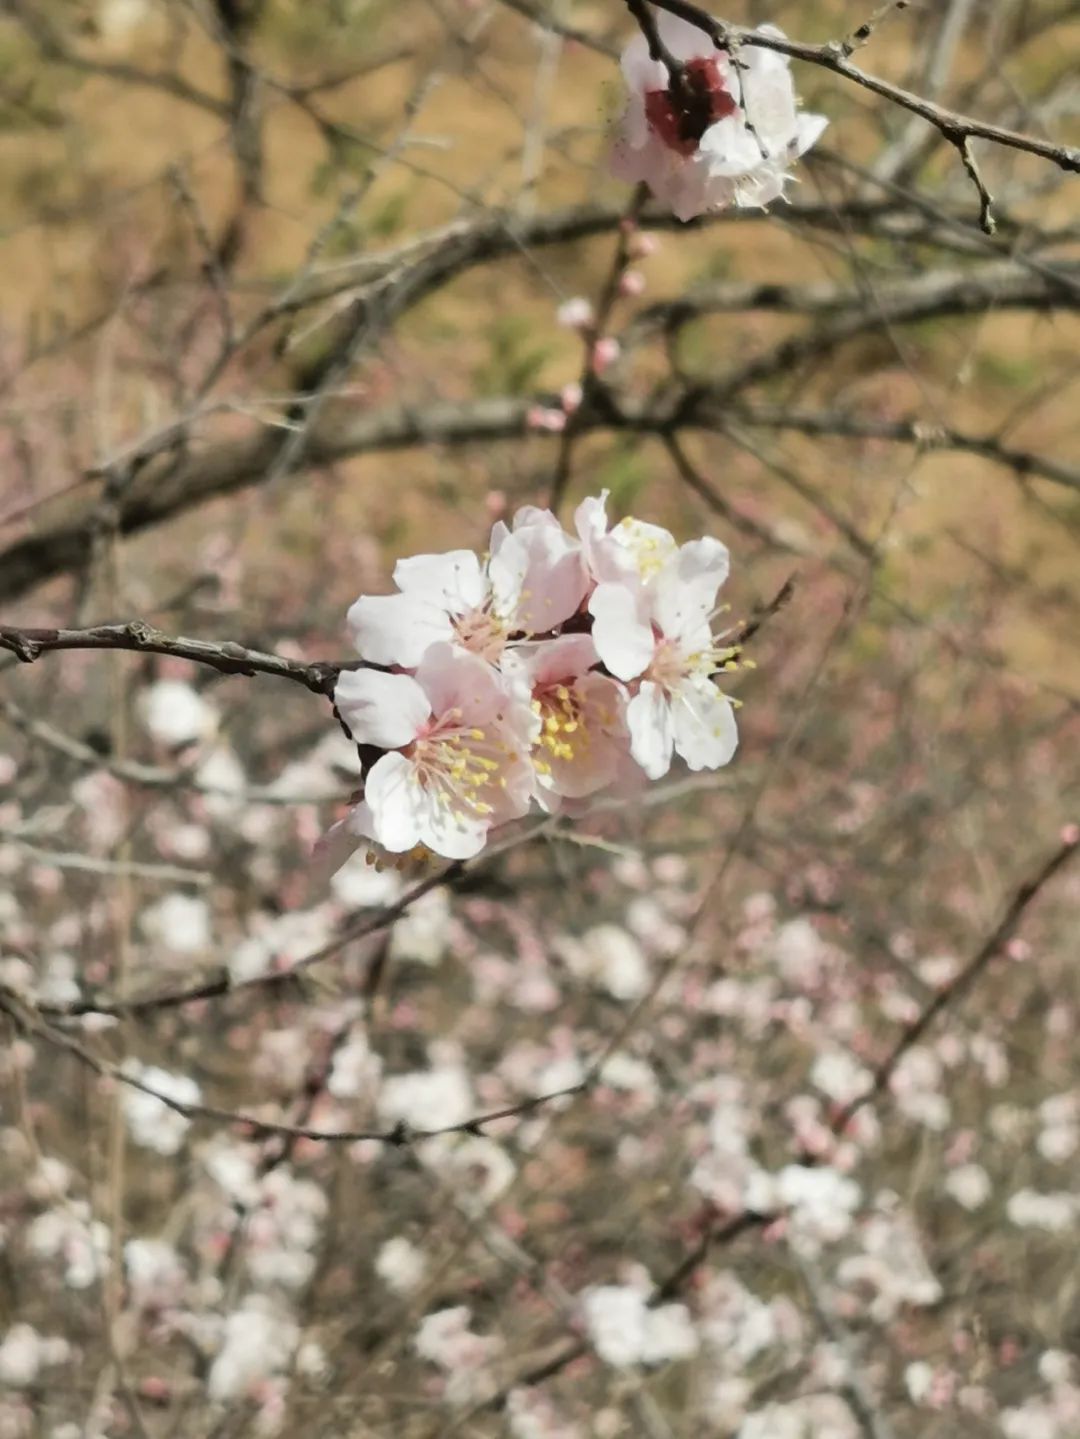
612;15;827;221
327;494;740;861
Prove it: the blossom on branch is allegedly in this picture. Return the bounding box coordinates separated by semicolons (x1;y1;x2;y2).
347;507;586;668
334;646;535;859
326;493;743;862
611;16;827;221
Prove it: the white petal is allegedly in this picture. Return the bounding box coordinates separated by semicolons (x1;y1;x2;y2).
392;550;486;613
364;753;423;853
735;167;789;208
671;678;738;771
310;816;361;882
346;593;452;667
417;802;490;861
793;112;829;158
656;10;714;62
589;582;655;681
613;517;678;574
334;669;430;749
413;644;505;726
627;682;675;780
620;29;666;100
511;505;562;533
486;533;529;626
574;491;609;548
526;632;599;686
505;525;587;634
699;114;768;176
653;536;729;639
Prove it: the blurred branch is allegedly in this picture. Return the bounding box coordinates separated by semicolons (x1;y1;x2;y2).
625;259;1080;342
496;0;619;56
0;981;588;1145
832;829;1080;1134
1;0;228;117
34;859;465;1018
0;695;346;805
3;384;1077;605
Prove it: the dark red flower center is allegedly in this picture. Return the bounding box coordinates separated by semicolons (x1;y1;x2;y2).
644;55;737;156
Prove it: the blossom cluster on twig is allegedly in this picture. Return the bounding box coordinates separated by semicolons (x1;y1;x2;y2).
325;493;742;862
612;14;827;221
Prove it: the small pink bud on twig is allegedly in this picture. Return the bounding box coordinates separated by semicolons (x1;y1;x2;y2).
629;232;660;259
560;381;583;414
591;337;621;374
526;405;567;433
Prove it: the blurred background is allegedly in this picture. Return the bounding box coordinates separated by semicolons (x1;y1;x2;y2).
0;1;1078;1435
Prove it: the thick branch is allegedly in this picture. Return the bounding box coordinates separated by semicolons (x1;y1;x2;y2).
625;260;1080;343
2;384;1077;605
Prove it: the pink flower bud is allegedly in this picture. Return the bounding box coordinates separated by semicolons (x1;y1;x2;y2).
591;337;621;374
629;232;660;259
1062;821;1079;846
526;405;567;433
560;381;583;414
619;270;646;297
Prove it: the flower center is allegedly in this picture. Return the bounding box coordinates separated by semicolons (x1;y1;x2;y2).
408;708;504;817
647;634;741;694
646;636;691;694
644;55;737;156
452;608;507;663
532;683;587;771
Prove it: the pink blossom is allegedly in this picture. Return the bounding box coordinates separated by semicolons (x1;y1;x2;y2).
334;646;535;859
590;337;621;374
504;634;630;803
348;509;586;667
527;405;567;433
560;381;583;413
611;17;827;221
628;231;660;259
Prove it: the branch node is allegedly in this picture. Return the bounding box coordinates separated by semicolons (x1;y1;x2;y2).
126;620;158;648
388;1119;412;1147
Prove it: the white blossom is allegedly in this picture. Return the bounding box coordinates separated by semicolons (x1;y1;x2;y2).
122;1063;201;1155
138;679;218;748
207;1296;298;1402
375;1236;426;1295
580;1284;698;1368
611;16;827;221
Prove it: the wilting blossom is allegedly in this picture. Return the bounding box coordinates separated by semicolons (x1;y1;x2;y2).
335;646;535;859
611;15;827;220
